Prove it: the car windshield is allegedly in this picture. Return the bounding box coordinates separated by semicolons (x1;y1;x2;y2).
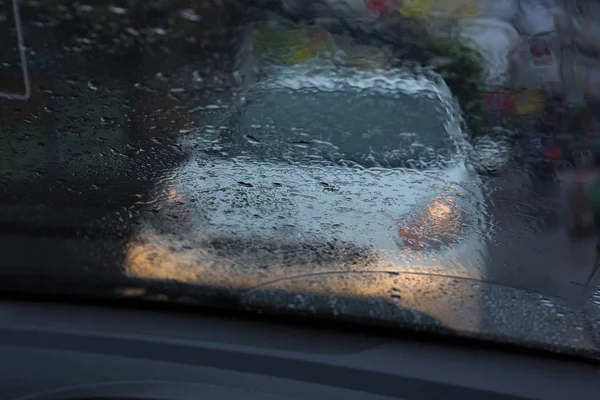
3;0;600;360
227;74;461;168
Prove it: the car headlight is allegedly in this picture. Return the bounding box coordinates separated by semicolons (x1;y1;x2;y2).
398;196;465;250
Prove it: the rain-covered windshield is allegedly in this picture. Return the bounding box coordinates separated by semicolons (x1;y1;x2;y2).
3;0;600;360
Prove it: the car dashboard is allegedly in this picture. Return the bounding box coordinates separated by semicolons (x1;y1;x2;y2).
0;299;599;400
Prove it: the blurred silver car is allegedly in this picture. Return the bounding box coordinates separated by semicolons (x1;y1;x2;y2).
161;65;488;274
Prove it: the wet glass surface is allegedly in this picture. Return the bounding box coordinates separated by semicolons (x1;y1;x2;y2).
3;0;600;358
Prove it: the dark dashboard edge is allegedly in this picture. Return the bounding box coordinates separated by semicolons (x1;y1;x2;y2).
0;289;598;368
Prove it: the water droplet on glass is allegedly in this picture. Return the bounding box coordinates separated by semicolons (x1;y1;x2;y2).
180;8;200;22
109;5;127;15
245;135;260;144
153;27;167;36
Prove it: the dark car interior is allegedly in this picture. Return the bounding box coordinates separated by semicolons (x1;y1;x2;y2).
1;296;600;400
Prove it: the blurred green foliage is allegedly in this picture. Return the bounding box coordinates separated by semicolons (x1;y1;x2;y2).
432;36;486;136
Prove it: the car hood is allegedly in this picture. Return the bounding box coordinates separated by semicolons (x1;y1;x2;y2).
145;157;486;257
